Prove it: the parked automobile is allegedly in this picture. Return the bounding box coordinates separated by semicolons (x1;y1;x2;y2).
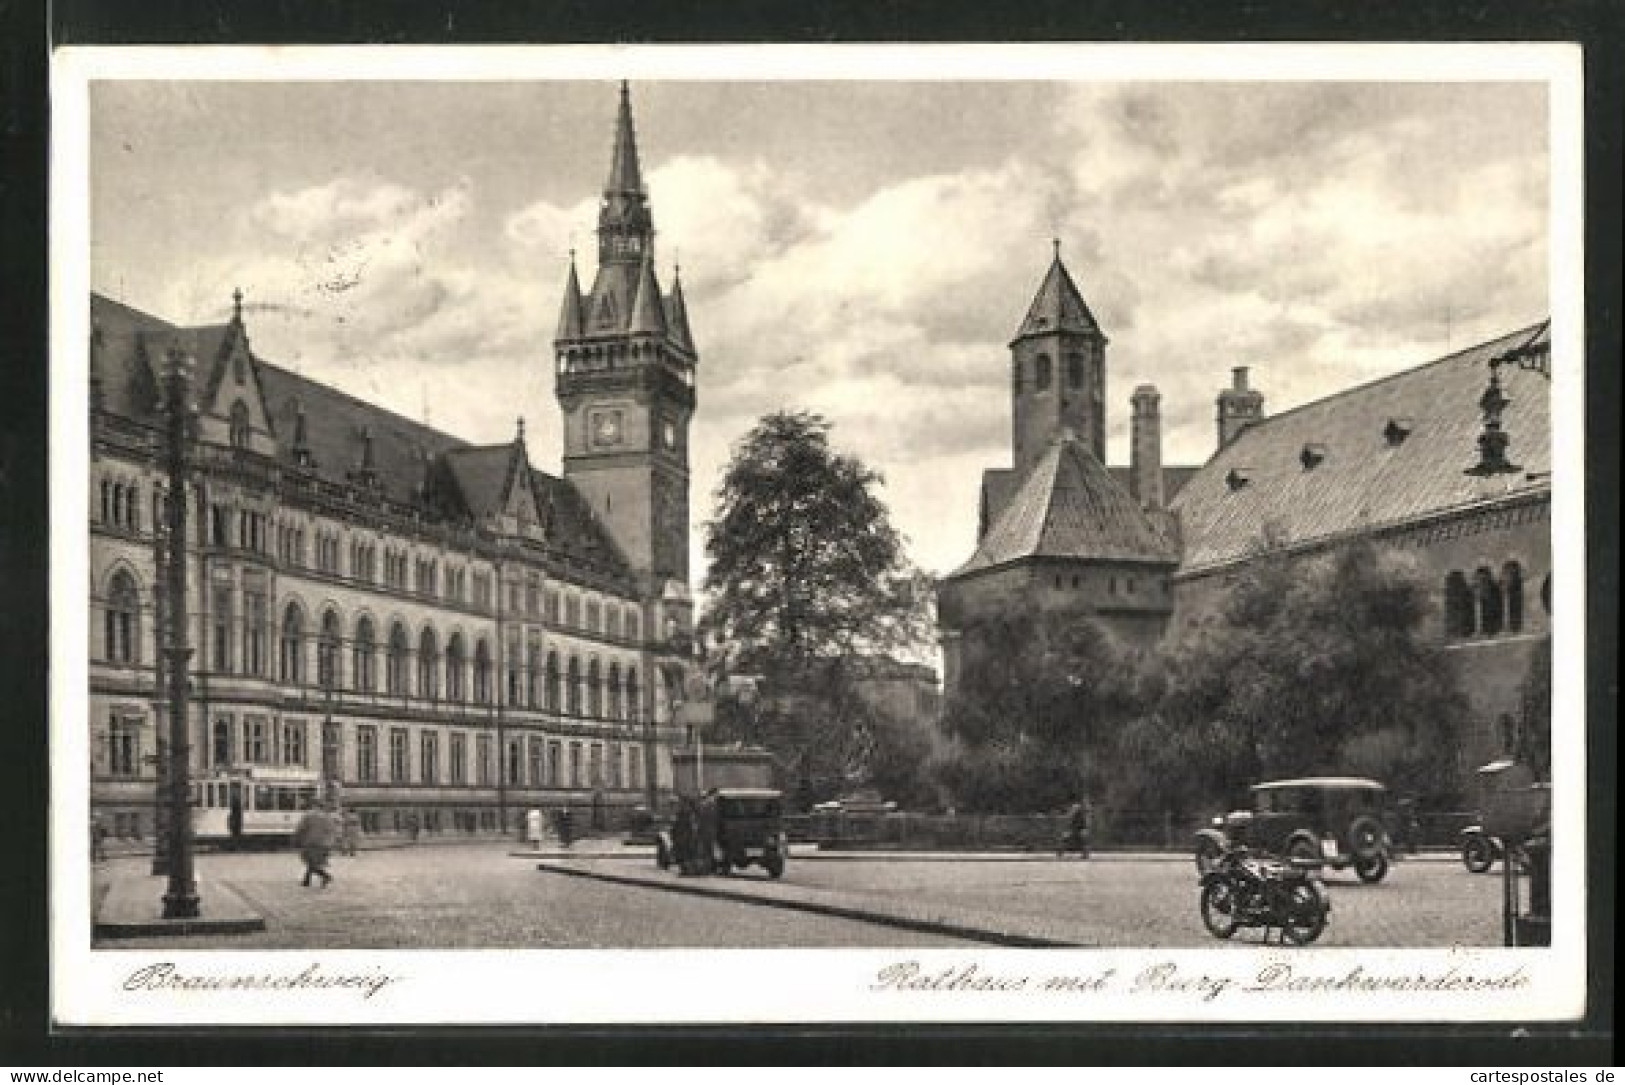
657;788;788;878
1194;777;1397;883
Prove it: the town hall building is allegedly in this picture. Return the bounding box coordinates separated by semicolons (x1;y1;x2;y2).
88;84;697;844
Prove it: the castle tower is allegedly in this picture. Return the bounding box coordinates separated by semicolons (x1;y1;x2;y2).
1130;383;1164;510
554;82;697;586
1010;241;1108;478
1216;365;1265;449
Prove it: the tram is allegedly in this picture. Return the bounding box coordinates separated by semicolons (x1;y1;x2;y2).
191;766;323;846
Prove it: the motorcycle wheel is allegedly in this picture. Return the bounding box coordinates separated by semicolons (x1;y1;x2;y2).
1195;838;1222;876
1199;880;1240;939
1353;850;1389;884
1461;835;1495;874
1281;881;1328;945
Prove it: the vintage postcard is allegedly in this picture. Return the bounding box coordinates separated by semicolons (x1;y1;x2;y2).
50;43;1587;1026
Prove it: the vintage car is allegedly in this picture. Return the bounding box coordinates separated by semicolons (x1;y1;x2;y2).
656;788;789;878
1194;777;1396;883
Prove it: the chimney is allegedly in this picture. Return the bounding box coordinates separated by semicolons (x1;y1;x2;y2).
1217;365;1266;449
1130;383;1164;509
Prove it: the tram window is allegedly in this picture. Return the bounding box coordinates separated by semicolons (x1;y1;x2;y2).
276;788;298;811
298;787;317;808
229;783;242;809
254;785;273;810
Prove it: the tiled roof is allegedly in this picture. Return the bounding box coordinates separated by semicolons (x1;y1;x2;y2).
952;431;1179;578
440;444;516;519
1171;322;1552;574
980;463;1196;540
1012;252;1103;343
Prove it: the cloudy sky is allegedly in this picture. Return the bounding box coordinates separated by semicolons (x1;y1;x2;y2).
88;71;1550;577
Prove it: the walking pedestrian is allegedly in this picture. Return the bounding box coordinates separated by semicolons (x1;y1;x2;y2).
697;788;720;875
293;800;338;887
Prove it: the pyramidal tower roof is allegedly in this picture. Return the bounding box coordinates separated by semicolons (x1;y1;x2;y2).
950;430;1176;577
664;265;696;354
1012;244;1104;344
555;253;585;339
629;253;668;335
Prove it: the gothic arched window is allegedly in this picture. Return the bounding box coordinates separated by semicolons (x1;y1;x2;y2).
105;570;139;663
474;639;492;704
526;642;541;708
446;633;466;702
229;400;251;449
608;662;623;720
1475;566;1504;637
565;656;583;716
353;617;377;692
318;609;342;690
417;628;440;699
587;658;603;718
1444;571;1475;638
626;667;640;723
279;602;305;684
545;652;561;713
1503;562;1525;634
386;623;409;695
1035;354;1053;391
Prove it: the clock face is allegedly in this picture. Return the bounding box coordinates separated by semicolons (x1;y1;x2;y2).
592;410;623;447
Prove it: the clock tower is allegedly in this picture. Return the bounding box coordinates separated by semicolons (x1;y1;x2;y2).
555;82;697;588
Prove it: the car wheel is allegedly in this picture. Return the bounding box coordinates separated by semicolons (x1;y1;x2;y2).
1353;850;1389;883
1349;816;1386;857
1461;835;1495;874
1195;837;1223;875
1200;879;1240;939
1287;837;1322;865
764;851;785;879
1281;881;1328;945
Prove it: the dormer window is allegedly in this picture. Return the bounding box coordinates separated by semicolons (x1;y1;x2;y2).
1384;417;1413;446
1300;443;1327;470
1225;467;1252;491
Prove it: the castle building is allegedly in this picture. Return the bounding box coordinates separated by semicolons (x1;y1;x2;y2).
936;245;1194;691
87;84;696;843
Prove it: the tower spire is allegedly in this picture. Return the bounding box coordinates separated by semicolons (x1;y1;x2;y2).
606;80;644;197
596;81;655;270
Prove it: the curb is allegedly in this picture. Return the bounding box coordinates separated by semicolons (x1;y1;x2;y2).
534;860;1082;948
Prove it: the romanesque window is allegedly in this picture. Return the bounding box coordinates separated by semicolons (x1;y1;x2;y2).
243;589;268;675
353;617;377;692
587;658;603;718
1444;572;1475;638
322;722;340;780
626;667;640;723
608;663;622;720
104;570;139;664
1035;354;1053;391
279;603;304;684
1475;566;1504;637
386;623;409;695
318;609;342;690
446;633;466;702
1504;562;1525;634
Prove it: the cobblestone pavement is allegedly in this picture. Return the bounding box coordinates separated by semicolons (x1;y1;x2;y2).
92;845;971;949
94;844;1512;949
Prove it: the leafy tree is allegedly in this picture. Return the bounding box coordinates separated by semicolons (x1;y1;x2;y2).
699;410;931;804
1113;540;1472;813
934;589;1136;813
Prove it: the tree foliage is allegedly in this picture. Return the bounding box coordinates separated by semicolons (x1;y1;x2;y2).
699;410;932;805
1111;541;1472;814
933;589;1137;813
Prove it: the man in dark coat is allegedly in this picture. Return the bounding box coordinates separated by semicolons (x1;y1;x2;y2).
293;802;338;887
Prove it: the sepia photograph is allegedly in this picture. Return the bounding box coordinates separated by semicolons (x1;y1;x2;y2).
49;44;1587;1026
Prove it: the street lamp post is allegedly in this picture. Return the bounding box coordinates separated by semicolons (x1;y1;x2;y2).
159;347;199;919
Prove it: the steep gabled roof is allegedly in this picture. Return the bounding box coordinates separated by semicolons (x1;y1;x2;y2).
1171;321;1552;574
952;432;1178;578
1012;251;1103;344
664;270;696;355
440;444;515;519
